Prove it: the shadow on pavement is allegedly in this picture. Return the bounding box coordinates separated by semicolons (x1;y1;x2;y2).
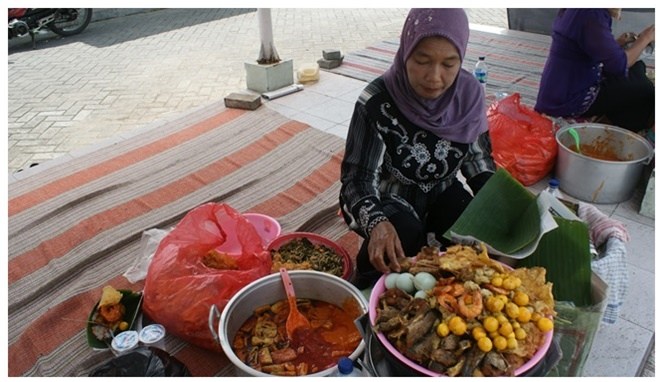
8;8;256;53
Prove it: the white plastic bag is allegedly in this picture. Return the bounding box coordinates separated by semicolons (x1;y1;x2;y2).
123;228;171;283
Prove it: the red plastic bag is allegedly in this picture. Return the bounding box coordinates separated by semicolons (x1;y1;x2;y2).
487;93;557;186
142;203;272;352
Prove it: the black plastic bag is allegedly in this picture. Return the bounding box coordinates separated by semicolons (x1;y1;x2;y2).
89;346;191;377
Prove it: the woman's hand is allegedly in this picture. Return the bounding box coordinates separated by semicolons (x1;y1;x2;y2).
617;32;637;47
367;221;406;273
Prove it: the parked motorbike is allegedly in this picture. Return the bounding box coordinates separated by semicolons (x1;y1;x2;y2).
8;8;93;48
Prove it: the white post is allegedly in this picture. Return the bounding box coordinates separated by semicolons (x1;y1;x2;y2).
257;8;280;64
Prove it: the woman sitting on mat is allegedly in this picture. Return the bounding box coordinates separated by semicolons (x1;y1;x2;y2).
339;8;496;288
535;8;655;134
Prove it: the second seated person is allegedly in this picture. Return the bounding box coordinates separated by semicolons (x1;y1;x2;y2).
339;8;496;288
535;8;655;134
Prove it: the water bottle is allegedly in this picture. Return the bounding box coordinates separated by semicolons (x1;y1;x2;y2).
474;56;488;91
333;357;365;377
544;178;563;198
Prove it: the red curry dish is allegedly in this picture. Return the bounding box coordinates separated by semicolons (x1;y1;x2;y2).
232;297;363;376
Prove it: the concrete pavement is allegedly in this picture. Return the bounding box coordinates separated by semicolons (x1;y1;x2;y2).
7;8;507;174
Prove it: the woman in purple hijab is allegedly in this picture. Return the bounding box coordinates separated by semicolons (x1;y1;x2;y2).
339;8;496;288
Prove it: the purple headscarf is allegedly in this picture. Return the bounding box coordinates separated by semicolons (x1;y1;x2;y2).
383;8;487;143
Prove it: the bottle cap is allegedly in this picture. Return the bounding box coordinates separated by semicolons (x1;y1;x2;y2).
337;357;354;374
549;178;560;187
479;56;486;60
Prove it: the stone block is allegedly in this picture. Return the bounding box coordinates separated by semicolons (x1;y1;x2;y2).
245;59;294;93
322;49;342;61
317;57;343;69
224;93;261;110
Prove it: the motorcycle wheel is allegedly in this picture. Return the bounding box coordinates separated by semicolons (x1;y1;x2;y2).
48;8;93;37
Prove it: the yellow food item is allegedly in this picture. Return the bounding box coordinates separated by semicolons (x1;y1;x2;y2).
477;337;493;352
485;296;505;313
514;327;527;340
537;317;554;332
449;316;467;336
493;335;507;351
99;285;122;307
498;321;513;337
472;326;487;340
483;316;499;333
436;322;450;337
513;291;529;306
491;276;504;287
517;306;532;323
505;302;520;319
118;321;129;331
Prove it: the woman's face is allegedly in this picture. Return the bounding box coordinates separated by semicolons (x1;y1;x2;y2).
405;36;461;100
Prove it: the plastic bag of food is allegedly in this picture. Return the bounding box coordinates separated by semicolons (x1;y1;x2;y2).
142;203;272;351
487;93;557;186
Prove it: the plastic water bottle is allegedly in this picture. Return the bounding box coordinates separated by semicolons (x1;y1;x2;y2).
333;357;365;377
544;178;563;198
474;56;488;91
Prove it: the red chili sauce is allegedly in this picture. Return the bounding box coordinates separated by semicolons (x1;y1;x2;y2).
232;298;362;376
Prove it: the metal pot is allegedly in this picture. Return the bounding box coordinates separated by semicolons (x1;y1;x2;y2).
208;270;368;377
555;123;653;203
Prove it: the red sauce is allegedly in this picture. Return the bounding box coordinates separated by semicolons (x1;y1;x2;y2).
569;143;624;161
232;298;362;376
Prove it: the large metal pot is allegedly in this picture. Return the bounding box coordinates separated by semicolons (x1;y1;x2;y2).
555;123;653;203
208;270;368;377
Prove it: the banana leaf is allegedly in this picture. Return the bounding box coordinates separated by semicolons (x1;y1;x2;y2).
444;168;541;255
517;217;593;307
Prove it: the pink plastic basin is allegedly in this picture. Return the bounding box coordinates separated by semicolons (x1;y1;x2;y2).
368;270;553;376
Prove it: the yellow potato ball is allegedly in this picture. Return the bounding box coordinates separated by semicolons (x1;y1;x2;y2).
472;326;487;340
483;316;499;333
505;302;520;319
449;316;467;335
513;291;529;306
514;327;527;340
517;306;532;323
493;335;508;351
502;277;517;290
537;317;554;332
498;321;513;337
477;337;493;352
491;276;504;287
436;322;450;337
486;296;505;313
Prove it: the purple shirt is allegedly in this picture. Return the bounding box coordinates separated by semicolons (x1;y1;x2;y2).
535;9;628;117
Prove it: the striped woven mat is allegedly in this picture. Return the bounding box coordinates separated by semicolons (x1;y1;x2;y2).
8;102;361;376
326;29;553;107
326;28;656;109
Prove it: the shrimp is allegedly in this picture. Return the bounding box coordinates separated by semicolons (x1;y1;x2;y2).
457;290;483;320
437;293;458;313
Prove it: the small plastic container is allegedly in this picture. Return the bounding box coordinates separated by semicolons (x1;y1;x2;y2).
297;63;320;84
110;330;139;356
139;324;166;350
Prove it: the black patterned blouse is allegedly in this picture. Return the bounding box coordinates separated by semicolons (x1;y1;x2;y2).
340;77;495;238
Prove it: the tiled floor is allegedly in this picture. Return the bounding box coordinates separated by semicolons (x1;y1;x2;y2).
264;69;656;377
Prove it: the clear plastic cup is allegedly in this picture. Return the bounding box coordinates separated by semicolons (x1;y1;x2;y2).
139;324;166;351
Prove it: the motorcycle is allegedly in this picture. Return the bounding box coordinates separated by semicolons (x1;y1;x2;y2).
8;8;93;48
